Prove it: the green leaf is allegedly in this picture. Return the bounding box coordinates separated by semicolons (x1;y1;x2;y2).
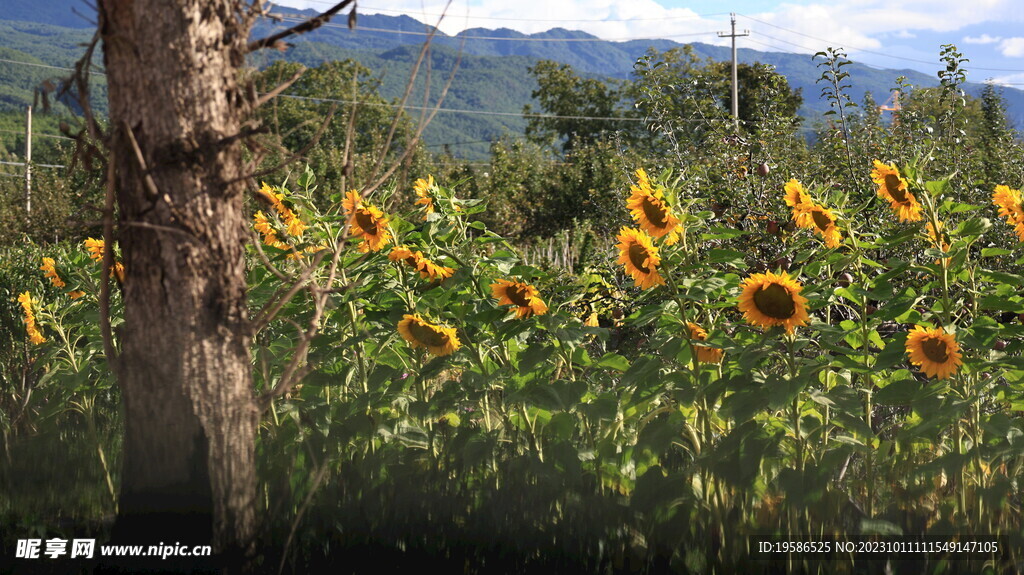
981;247;1014;257
594;352;630;372
518;343;556;376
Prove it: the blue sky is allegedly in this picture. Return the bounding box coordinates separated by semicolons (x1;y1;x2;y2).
272;0;1024;85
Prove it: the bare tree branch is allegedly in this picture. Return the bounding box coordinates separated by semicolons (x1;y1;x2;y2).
247;0;356;53
255;66;306;108
231;102;337;184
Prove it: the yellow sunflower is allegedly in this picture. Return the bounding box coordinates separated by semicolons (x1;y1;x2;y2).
17;291;46;345
84;238;105;261
112;262;126;284
783;179;814;227
414;175;436;220
389;246;455;281
40;257;66;288
253;211;288;250
871;160;922;222
389;245;421;268
83;238;127;283
417;257;455;282
68;290;86;300
992;184;1024;242
738;271;810;333
616;227;665;289
397;313;461;356
687;322;724;364
257;181;285;208
800;204;842;248
626;168;681;244
491;279;549;319
343;190;392;252
906;325;962;379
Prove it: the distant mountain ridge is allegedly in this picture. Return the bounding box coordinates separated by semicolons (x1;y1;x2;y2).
254;8;1024;125
2;0;1022;160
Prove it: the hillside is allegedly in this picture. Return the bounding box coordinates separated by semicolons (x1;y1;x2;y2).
2;1;1023;160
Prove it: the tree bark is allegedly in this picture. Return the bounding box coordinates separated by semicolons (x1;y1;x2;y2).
98;0;258;567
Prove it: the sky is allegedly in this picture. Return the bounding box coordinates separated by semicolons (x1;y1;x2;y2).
270;0;1024;87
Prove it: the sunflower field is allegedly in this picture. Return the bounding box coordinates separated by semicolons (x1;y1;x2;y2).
3;45;1024;574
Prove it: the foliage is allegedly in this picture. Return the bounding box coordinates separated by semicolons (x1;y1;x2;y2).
4;42;1024;574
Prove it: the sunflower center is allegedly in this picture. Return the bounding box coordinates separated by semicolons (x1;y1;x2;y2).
753;283;796;319
921;337;949;363
628;244;652;274
408;321;450;348
811;209;833;232
506;284;533;307
641;196;669;228
404;256;419;268
884;174;908;203
355;210;379;235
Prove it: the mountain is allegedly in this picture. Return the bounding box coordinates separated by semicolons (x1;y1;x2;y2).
2;1;1023;160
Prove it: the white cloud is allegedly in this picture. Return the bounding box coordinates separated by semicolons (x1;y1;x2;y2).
893;30;916;39
987;72;1024;86
964;33;1002;44
999;37;1024;57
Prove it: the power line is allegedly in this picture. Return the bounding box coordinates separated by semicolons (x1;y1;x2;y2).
0;128;75;141
0;160;66;169
0;56;105;76
737;13;1024;73
272;91;647;121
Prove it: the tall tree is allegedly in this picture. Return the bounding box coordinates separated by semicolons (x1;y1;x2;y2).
93;0;353;567
523;60;626;153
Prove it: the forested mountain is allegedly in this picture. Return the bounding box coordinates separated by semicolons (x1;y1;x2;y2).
1;0;1022;160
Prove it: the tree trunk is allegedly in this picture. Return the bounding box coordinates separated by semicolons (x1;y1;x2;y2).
98;0;257;567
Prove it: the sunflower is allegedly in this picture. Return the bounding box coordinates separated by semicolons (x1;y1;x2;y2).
906;325;962;379
738;271;810;333
343;190;392;252
800;204;842;248
687;322;723;364
112;262;126;284
992;185;1024;242
40;258;66;288
783;179;814;227
257;181;285;208
389;245;421;268
417;257;455;282
627;168;681;244
414;175;436;220
871;160;922;222
397;313;461;356
17;291;46;345
84;238;105;261
68;290;86;300
616;227;665;289
256;183;306;238
253;211;288;250
83;238;127;282
389;246;455;281
491;279;549;318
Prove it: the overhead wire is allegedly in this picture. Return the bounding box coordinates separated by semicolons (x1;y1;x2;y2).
737;13;1024;73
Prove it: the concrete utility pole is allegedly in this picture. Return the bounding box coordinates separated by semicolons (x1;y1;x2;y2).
25;105;32;213
718;13;749;131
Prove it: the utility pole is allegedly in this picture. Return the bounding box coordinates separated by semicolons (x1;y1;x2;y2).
25;104;32;213
718;13;749;131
